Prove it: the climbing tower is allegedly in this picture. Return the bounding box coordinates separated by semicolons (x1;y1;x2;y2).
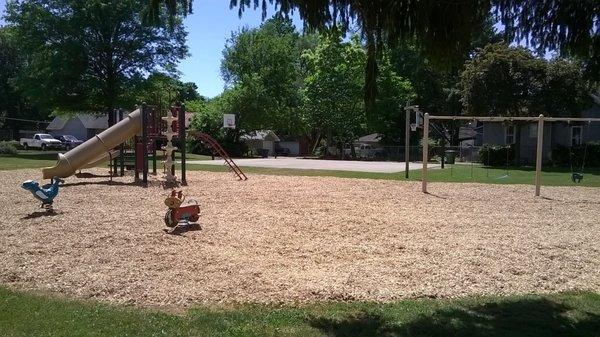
162;111;178;183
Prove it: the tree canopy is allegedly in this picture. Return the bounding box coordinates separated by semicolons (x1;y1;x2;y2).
460;43;590;117
131;73;201;111
0;27;45;131
220;17;306;135
302;34;366;147
6;0;188;124
152;0;599;107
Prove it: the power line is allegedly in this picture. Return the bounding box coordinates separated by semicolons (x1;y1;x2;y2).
0;116;52;124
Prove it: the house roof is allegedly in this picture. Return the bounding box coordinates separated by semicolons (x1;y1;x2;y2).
46;117;67;131
46;114;108;131
241;130;281;142
78;114;108;129
458;126;479;140
358;133;381;143
184;112;194;128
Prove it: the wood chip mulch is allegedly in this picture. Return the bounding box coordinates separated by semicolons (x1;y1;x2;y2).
1;168;598;307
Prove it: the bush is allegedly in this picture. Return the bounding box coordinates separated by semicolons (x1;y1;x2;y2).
186;132;248;157
0;141;18;155
551;142;600;168
478;144;515;166
3;140;23;150
186;137;204;155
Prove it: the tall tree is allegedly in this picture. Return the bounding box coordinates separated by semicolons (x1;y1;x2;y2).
302;34;365;153
0;28;21;129
495;0;600;83
220;16;306;136
6;0;188;125
153;0;599;106
460;43;589;118
0;27;45;133
132;73;200;111
368;54;415;144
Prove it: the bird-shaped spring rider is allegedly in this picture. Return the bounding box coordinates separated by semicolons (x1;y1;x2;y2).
21;177;64;212
163;190;200;234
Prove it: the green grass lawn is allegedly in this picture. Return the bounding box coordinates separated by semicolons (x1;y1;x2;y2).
0;151;211;171
0;151;61;170
1;287;598;337
185;162;600;187
3;151;599;187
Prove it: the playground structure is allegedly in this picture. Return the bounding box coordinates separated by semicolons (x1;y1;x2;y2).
418;114;600;196
40;104;247;185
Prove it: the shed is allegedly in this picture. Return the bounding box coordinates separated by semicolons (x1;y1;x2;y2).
241;130;281;156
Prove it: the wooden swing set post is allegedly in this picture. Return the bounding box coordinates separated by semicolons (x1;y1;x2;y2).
534;115;544;197
404;103;411;179
421;113;429;193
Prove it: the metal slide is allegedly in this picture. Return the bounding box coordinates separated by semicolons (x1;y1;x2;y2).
41;109;141;179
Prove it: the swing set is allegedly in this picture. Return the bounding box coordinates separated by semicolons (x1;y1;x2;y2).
419;114;600;197
569;121;591;183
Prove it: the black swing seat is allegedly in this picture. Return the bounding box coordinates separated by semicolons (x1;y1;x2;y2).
571;172;584;183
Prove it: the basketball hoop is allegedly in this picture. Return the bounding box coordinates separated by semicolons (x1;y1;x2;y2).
410;123;417;132
223;114;236;129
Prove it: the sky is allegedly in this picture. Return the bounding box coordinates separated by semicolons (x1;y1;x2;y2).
0;0;303;98
177;1;303;98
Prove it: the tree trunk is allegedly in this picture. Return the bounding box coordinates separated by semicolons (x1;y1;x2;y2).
105;75;116;127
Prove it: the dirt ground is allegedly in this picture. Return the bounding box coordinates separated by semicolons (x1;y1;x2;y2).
1;169;599;307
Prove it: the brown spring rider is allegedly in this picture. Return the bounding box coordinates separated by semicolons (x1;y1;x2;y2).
163;190;200;234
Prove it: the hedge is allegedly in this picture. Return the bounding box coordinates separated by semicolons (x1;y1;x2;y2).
478;144;515;167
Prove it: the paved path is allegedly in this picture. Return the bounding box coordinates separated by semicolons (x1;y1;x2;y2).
184;157;436;173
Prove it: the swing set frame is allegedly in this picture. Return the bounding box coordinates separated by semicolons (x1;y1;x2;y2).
420;114;600;197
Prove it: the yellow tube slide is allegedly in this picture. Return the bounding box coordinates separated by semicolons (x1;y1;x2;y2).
42;109;141;179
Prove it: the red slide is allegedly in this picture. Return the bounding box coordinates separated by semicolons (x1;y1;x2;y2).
196;133;248;181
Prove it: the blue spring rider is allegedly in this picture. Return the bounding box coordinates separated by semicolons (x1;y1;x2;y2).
21;177;64;212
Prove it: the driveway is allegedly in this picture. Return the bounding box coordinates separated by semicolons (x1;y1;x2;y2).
184;157;434;173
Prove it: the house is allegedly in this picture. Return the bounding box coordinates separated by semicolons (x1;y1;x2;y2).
46;114;108;140
471;103;600;164
183;112;194;129
356;133;383;146
241;130;310;156
241;130;281;156
46;111;194;142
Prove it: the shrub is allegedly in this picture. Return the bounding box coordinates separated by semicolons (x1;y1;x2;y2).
185;132;248;157
3;140;23;150
478;144;515;166
551;142;600;168
0;141;18;155
186;137;204;155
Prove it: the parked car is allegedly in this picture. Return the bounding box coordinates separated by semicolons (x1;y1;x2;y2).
274;146;290;157
357;144;386;160
342;144;386;160
57;135;83;150
20;133;63;150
